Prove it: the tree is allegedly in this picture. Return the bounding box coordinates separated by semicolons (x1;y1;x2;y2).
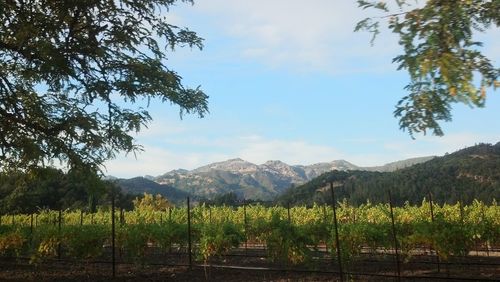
0;167;111;213
211;192;240;206
133;192;172;211
0;0;208;171
356;0;499;137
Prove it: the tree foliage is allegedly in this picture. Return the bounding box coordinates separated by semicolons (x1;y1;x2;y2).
0;167;135;213
132;192;172;211
0;0;208;171
356;0;499;136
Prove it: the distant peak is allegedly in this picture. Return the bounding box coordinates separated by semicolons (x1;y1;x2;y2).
331;159;349;164
227;158;246;162
191;158;258;173
161;169;188;175
102;175;118;180
264;160;287;165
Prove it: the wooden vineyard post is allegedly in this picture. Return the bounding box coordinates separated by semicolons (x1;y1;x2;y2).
243;201;248;255
322;204;327;222
30;214;34;234
388;190;401;282
80;210;84;226
322;204;329;254
120;208;125;226
187;197;193;270
351;204;356;224
30;213;34;245
330;182;344;282
428;192;441;273
459;197;465;223
111;188;116;278
287;202;291;223
209;206;212;224
168;207;172;253
480;204;490;257
58;210;62;259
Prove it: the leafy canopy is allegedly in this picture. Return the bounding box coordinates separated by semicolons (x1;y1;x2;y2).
0;0;208;171
133;192;172;211
356;0;499;136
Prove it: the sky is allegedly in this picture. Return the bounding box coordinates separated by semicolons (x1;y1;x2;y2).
105;0;500;178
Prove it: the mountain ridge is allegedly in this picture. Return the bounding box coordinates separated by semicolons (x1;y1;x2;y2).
155;157;425;179
141;156;435;200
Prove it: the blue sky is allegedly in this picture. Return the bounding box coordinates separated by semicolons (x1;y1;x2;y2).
105;0;500;178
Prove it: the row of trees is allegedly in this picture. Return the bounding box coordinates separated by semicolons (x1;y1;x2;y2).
0;168;258;213
2;142;499;212
0;167;136;213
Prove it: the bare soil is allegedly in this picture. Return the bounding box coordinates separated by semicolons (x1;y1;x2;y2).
0;249;499;281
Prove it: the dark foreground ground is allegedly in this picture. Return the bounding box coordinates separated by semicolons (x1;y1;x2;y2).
2;259;336;282
1;256;499;282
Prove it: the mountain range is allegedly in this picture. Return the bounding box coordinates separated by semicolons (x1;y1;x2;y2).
116;156;434;201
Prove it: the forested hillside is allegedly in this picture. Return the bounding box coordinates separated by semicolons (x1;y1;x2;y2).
277;143;500;206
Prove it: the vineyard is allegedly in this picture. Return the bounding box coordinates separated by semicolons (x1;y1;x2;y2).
0;198;499;281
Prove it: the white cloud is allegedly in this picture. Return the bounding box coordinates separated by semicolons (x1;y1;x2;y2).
185;0;401;73
236;136;342;165
175;0;499;74
167;0;499;74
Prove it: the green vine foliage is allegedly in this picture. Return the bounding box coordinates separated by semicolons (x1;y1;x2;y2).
29;225;61;263
62;225;108;260
0;226;25;257
356;0;499;136
262;214;314;265
0;202;498;267
116;223;152;265
198;222;244;263
149;222;188;252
